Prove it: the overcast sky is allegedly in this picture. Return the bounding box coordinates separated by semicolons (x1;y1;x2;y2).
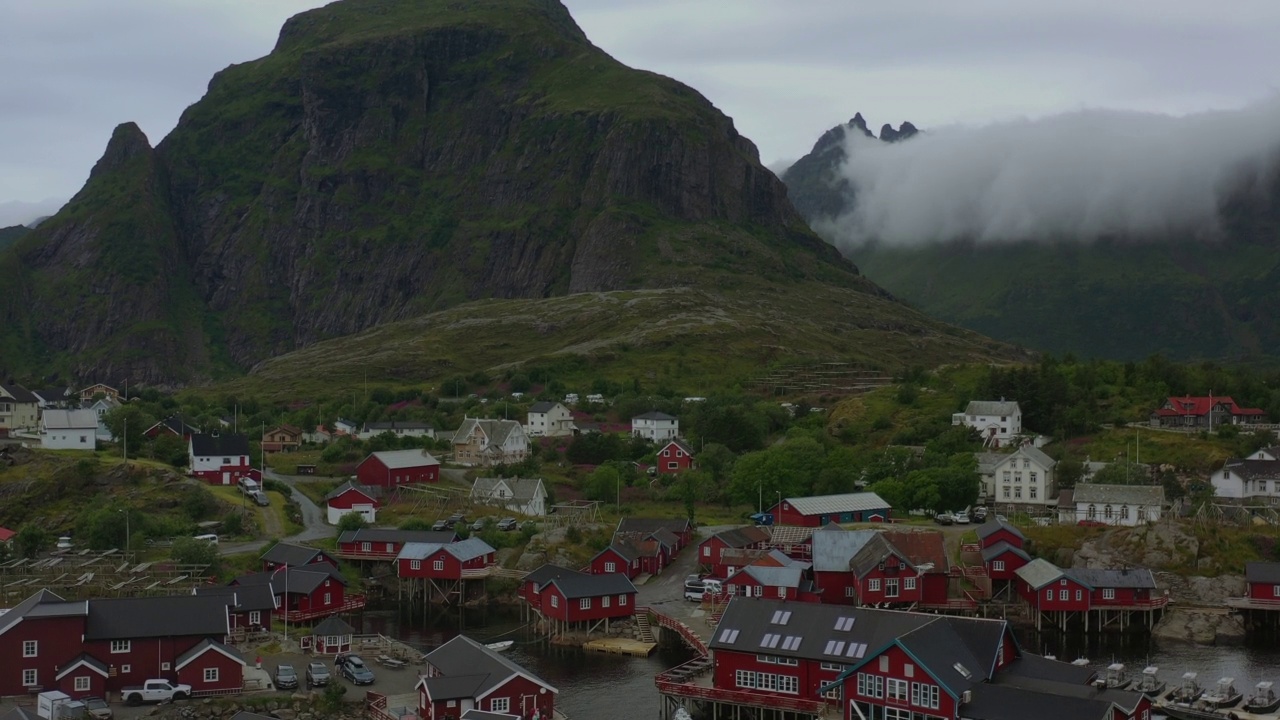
3;0;1280;225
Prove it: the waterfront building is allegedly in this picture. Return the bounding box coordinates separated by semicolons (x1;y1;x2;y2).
336;528;457;561
767;492;892;527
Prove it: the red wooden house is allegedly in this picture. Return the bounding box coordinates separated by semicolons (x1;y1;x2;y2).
517;564;579;607
355;449;440;488
1245;561;1280;601
259;541;338;572
589;542;643;579
1071;567;1161;608
768;492;891;527
309;616;354;656
194;584;276;633
1015;560;1163;615
615;517;693;551
188;434;252;485
699;526;771;578
232;564;363;622
848;533;928;607
723;552;817;602
879;530;951;607
810;526;878;604
418;636;557;720
534;571;638;627
982;541;1031;583
2;590;241;698
612;531;675;575
1014;559;1093;613
325;482;381;526
656;438;696;474
143;414;200;441
396;538;496;580
336;528;457;561
976;517;1026;551
174;639;246;695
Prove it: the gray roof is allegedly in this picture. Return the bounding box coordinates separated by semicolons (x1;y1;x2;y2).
190;433;251;456
975;452;1006;474
471;477;546;503
632;411;676;421
0;383;38;403
1056;488;1075;508
728;564;805;588
1219;459;1280;481
234;565;346;594
962;678;1144;720
522;564;581;589
849;533;902;576
781;492;891;517
616;517;692;536
85;595;229;640
981;541;1031;563
398;537;495;563
1000;653;1096;685
175;638;242;669
452;418;524;446
423;635;557;698
976;518;1025;542
663;438;695;455
1070;484;1164;507
362;421;433;431
1067;567;1157;590
1246;561;1280;585
1;708;41;720
0;589;81;636
42;408;98;430
260;542;331;567
422;674;489;700
460;711;520;720
364;449;439;470
325;481;376;501
55;653;110;679
709;526;772;551
546;571;638;600
338;528;457;545
528;401;559;414
312;616;354;636
596;542;642;563
1011;445;1056;469
965;400;1021;416
1014;558;1066;590
810;528;878;572
195;584;277;612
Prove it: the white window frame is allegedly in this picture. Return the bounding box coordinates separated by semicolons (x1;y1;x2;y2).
868;578;881;592
993;560;1005;572
887;678;909;701
1103;588;1116;600
323;592;331;605
411;560;421;570
903;576;916;591
550;595;559;608
22;669;37;687
433;559;445;571
74;676;91;692
604;561;616;573
110;640;131;654
490;697;510;713
204;668;219;683
249;610;261;625
602;595;611;608
579;597;591;610
619;594;628;605
23;640;37;658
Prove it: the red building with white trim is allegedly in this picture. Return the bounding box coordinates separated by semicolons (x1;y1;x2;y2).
589;543;643;579
325;482;381;526
656;438;695;474
194;584;276;634
259;542;338;572
396;538;496;580
614;517;693;551
231;565;363;623
699;526;771;578
767;492;891;527
1246;561;1280;601
519;564;637;628
975;517;1025;551
188;434;252;485
337;528;457;561
418;636;557;720
982;541;1031;583
355;449;440;488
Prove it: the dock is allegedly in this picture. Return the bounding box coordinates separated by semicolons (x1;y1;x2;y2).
582;637;656;656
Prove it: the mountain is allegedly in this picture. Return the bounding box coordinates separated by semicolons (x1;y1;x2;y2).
0;1;1017;387
782;115;1280;361
0;225;29;253
780;113;916;222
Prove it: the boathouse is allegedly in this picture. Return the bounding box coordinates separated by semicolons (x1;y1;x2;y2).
588;542;644;579
259;541;338;572
231;565;364;622
975;517;1025;551
698;526;772;578
337;528;458;561
615;517;694;550
520;564;637;636
1015;559;1166;632
325;482;380;525
194;584;277;635
766;492;891;527
810;526;878;603
418;636;557;720
1226;561;1280;630
723;554;817;602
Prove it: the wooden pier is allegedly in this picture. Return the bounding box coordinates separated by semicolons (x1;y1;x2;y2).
582;637;656;656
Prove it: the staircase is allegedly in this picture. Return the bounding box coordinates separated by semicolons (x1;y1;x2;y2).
635;611;656;643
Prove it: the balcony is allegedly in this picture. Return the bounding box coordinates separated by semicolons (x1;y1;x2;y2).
655;661;827;717
279;594;367;622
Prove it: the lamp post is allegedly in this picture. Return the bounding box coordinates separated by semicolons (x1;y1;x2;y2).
118;508;130;562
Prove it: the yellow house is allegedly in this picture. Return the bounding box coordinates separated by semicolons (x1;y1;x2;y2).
0;384;39;435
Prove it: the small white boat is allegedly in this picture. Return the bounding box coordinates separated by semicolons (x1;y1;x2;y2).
1198;677;1242;710
673;710;693;720
1098;663;1132;690
1135;666;1166;697
485;640;514;652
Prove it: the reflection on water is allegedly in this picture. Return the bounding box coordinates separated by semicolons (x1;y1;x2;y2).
355;602;1279;719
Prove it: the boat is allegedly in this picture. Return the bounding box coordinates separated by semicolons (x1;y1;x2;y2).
1198;677;1242;711
1157;703;1241;720
1135;666;1166;698
1097;662;1132;690
1165;672;1204;705
485;640;514;652
1245;681;1280;714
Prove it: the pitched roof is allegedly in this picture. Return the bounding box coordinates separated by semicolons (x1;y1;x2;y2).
148;414;200;436
632;411;676;421
471;477;546;503
1070;484;1164;507
1008;445;1056;469
190;433;251;457
175;638;243;670
362;421;433;432
397;537;495;563
33;388;69;403
194;584;278;612
0;526;15;542
84;595;229;640
422;635;557;698
1246;561;1280;585
364;449;440;470
975;451;1007;473
964;400;1020;417
0;589;82;636
616;517;692;536
780;491;891;517
521;564;582;590
460;711;520;720
234;566;346;594
981;541;1031;563
727;564;805;589
260;541;330;567
962;678;1144;720
662;438;695;455
528;401;559;414
880;530;948;572
422;674;490;700
1067;567;1157;590
1155;395;1264;417
545;571;637;599
55;653;109;680
976;518;1025;542
1014;558;1066;590
452;418;524;446
808;525;880;568
0;707;41;720
849;533;904;576
325;481;378;502
0;383;38;403
595;542;642;563
338;528;456;545
709;526;772;551
1056;488;1075;508
1218;459;1280;481
42;409;98;430
312;616;354;636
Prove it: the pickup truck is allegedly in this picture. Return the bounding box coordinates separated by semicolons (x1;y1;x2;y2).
121;679;192;706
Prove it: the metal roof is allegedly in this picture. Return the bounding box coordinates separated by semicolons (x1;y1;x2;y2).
195;584;277;612
1013;558;1065;590
1246;561;1280;585
189;433;251;456
42;409;99;430
965;400;1020;417
545;571;637;599
365;449;440;470
1069;483;1164;507
325;481;376;501
312;616;354;636
632;411;676;421
781;492;891;517
451;418;524;447
260;542;330;567
975;518;1025;542
84;595;229;640
422;635;557;698
471;477;546;503
728;565;805;588
975;452;1007;473
1067;567;1157;590
981;541;1031;563
337;529;457;545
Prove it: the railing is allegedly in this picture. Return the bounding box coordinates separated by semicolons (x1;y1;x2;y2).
280;594;367;622
654;677;826;715
1090;595;1169;610
367;692;393;720
460;566;494;579
335;549;400;561
642;606;708;656
1226;596;1280;609
192;686;245;698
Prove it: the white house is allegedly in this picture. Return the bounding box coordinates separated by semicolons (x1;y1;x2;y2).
0;383;40;435
1058;484;1163;526
84;396;121;441
990;445;1057;509
333;418;359;436
470;477;549;517
1210;459;1280;504
325;482;381;525
1248;446;1280;461
40;409;98;450
188;433;253;484
525;401;574;438
952;400;1022;447
631;411;678;442
974;452;1005;500
451;418;530;467
358;421;435;440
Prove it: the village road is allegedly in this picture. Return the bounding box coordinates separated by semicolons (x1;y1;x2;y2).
218;470;333;556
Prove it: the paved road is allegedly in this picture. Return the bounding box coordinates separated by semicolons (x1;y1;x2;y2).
219;469;333;556
637;525;740;643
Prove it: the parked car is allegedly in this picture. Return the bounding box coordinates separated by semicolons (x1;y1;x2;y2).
470;518;487;532
446;513;467;528
82;697;113;720
496;517;518;531
274;664;298;690
953;512;971;525
193;533;219;545
56;536;73;550
933;512;954;526
336;654;375;685
122;679;192;706
972;507;989;521
684;577;706;602
305;661;330;687
431;519;449;531
253;491;270;507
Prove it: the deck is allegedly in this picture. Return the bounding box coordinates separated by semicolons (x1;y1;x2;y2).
583;637;657;656
655;657;831;717
280;594;367;622
1225;596;1280;611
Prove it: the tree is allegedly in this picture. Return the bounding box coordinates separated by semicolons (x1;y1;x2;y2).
153;433;188;466
171;536;220;571
337;512;369;532
15;525;48;558
583;465;622;504
101;405;156;445
697;444;737;484
1056;458;1085;489
1091;461;1150;486
77;506;129;551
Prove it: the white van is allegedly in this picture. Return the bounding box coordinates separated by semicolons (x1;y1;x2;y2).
239;479;260;496
193;534;219;545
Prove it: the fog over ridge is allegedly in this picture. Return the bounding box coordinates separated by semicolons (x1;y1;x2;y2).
824;98;1280;246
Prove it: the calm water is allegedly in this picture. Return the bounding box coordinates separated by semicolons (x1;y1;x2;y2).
354;602;1280;719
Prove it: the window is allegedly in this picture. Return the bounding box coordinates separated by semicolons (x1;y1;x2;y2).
821;662;845;671
903;664;913;678
110;640;131;654
580;598;591;610
1030;471;1037;483
1014;472;1022;483
1104;505;1114;519
490;698;510;714
361;542;372;552
1262;481;1269;493
824;685;843;701
1088;504;1097;519
1030;486;1037;499
1103;588;1116;600
1003;487;1010;499
433;560;445;571
74;676;91;692
204;668;219;683
879;656;889;672
602;595;610;608
737;670;755;689
385;543;394;552
22;669;37;687
23;641;36;657
249;611;261;625
667;462;678;470
887;678;909;701
993;560;1005;572
222;457;230;464
904;576;916;591
885;709;912;720
551;595;559;608
1023;459;1030;468
703;546;710;557
845;586;857;598
80;435;87;443
161;663;170;671
410;560;421;570
1075;589;1082;601
121;665;131;674
323;593;331;605
911;683;941;709
1044;589;1052;600
1002;471;1010;481
778;675;799;694
868;578;881;592
885;578;899;598
1121;505;1130;520
619;594;627;605
604;562;616;573
1059;589;1069;601
1014;486;1022;499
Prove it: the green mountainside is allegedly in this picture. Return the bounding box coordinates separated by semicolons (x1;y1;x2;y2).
0;0;1018;386
783;118;1280;361
0;225;29;253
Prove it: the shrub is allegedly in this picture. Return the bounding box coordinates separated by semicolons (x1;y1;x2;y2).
337;513;369;532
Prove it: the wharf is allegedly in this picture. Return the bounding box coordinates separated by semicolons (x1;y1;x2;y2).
582;637;657;656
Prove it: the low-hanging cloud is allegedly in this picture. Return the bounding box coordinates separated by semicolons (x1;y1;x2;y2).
824;99;1280;246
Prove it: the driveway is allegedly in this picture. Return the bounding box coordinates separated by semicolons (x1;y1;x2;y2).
219;469;333;556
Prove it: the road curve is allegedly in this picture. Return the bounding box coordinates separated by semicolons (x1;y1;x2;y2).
218;469;334;555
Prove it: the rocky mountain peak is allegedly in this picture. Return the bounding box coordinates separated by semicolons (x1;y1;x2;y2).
87;122;153;181
849;112;874;138
879;121;919;143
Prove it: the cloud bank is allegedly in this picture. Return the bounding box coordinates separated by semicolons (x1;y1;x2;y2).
824;99;1280;246
0;199;64;228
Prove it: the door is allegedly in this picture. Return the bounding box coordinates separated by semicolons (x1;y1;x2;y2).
522;694;536;717
222;472;230;484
